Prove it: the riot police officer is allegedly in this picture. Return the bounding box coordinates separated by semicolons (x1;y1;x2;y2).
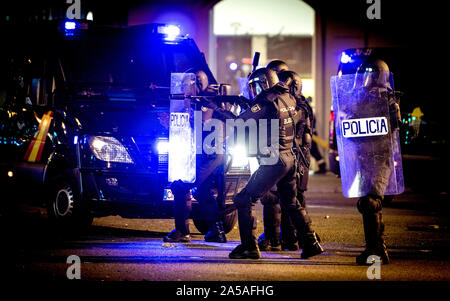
164;70;227;244
257;60;298;252
266;60;289;73
203;67;323;259
354;59;399;265
278;70;321;247
332;59;402;265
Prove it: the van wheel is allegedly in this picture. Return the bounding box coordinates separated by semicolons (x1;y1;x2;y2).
193;204;237;235
47;182;93;228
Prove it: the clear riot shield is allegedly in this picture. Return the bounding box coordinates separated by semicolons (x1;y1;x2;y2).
238;77;250;99
168;73;196;183
331;71;404;198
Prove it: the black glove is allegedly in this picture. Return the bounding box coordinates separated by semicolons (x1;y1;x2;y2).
195;97;218;110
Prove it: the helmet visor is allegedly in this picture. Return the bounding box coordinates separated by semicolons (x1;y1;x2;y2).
248;77;265;99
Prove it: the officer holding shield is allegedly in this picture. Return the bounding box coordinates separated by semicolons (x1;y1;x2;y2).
331;59;404;265
164;70;227;243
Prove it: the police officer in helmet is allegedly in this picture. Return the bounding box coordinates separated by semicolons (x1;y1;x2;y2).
203;67;323;259
164;69;227;244
257;63;309;252
257;60;297;252
278;70;322;247
351;59;400;265
266;60;289;74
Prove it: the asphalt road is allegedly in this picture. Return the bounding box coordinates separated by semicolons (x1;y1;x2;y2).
2;173;450;286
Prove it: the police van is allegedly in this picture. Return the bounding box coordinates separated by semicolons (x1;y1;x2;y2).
0;21;251;232
329;48;448;202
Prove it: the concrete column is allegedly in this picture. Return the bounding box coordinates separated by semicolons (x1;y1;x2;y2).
208;8;217;76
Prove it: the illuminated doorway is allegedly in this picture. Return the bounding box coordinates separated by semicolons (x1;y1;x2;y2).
210;0;315;99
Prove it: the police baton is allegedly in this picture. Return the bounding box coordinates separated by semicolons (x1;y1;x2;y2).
249;52;260;77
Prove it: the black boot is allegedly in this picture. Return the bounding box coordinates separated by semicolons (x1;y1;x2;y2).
205;221;227;243
258;194;282;251
164;181;192;242
289;208;324;259
257;233;271;251
356;212;390;265
258;201;282;251
258;233;282;251
300;232;324;259
280;208;298;251
229;205;260;259
229;244;261;259
164;229;191;242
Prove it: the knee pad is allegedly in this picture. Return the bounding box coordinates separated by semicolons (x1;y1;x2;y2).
193;187;216;205
357;195;382;214
171;180;191;197
234;189;255;209
261;191;279;206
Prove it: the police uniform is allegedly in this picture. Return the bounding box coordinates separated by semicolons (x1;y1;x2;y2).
164;72;227;243
354;87;398;265
211;84;323;259
258;84;318;251
333;59;400;265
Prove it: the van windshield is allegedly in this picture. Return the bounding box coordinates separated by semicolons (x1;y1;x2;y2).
60;29;202;90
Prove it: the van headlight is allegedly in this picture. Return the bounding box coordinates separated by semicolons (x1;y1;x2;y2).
228;145;260;174
88;136;134;164
229;145;249;168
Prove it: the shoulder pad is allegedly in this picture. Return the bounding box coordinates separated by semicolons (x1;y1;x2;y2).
254;92;275;104
272;83;289;94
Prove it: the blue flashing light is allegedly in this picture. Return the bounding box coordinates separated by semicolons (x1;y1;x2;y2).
64;21;77;30
157;24;181;40
229;62;238;71
340;52;352;64
163;25;180;36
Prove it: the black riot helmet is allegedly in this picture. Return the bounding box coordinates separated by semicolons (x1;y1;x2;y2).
354;59;392;90
195;70;209;92
247;67;279;100
266;60;289;74
278;70;302;99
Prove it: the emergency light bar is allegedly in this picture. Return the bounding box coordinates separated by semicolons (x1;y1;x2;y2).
340;52;352;64
64;21;77;30
152;24;182;40
62;20;89;36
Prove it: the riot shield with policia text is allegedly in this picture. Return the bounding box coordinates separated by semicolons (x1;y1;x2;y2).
331;71;404;198
168;73;197;183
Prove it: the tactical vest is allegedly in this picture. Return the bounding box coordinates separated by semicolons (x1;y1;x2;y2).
271;92;298;152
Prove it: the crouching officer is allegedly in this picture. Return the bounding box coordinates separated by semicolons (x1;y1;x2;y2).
258;60;298;252
164;70;227;243
202;67;323;259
